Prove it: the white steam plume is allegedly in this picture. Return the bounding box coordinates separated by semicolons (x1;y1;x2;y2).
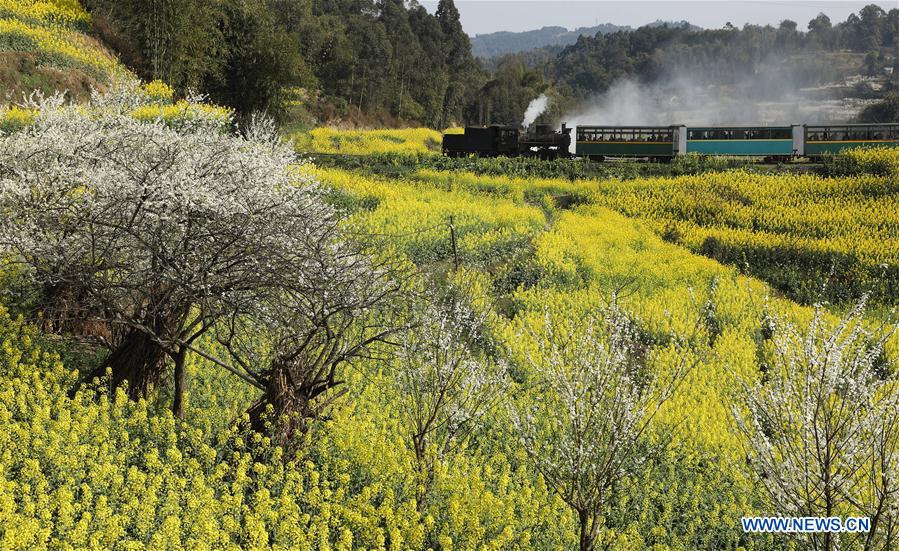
522;94;549;127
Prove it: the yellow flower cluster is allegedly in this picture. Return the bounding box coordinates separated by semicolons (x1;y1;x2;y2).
0;0;90;29
293;127;443;155
314;167;544;267
571;168;899;309
845;145;899;176
130;100;233;126
141;80;175;104
0;105;36;132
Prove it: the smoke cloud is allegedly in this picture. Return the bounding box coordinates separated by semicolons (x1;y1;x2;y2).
522;94;550;127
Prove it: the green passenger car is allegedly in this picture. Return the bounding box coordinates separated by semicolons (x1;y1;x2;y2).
575;126;677;159
685;127;794;156
804;124;899;156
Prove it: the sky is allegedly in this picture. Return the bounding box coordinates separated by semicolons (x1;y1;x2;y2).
419;0;897;36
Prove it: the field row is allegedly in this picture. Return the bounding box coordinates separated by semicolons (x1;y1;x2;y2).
372;157;899;307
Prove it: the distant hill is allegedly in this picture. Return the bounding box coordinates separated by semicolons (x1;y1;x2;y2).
470;24;628;58
470;20;699;59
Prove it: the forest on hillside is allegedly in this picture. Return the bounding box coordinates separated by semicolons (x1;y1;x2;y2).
74;1;899;127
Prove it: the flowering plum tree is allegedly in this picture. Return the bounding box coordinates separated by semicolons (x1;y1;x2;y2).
393;293;500;511
734;300;899;551
210;234;408;449
507;304;694;551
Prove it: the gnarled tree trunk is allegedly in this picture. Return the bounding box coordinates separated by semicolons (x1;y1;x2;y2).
171;348;188;418
86;326;168;399
246;362;315;448
243;354;346;452
83;304;188;400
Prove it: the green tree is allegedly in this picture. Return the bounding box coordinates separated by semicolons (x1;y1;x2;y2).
208;0;314;118
85;0;227;91
468;56;548;125
409;3;449;127
436;0;482;127
378;0;427;121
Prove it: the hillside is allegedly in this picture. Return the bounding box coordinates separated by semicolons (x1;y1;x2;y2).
0;0;129;102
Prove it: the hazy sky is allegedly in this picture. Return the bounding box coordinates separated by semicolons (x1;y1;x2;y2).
420;1;897;36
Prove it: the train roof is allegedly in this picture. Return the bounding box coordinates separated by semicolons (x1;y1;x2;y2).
576;125;678;129
685;125;793;130
804;123;899;128
576;123;899;129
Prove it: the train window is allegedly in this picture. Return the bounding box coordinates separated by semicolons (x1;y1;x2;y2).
771;129;790;139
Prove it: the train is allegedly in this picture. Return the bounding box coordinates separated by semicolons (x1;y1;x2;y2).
441;123;899;160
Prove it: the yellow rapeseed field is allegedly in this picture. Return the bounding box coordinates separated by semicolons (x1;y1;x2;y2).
293;127;444;155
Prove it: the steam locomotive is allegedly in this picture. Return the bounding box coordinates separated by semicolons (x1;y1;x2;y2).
441;124;572;159
442;123;899;160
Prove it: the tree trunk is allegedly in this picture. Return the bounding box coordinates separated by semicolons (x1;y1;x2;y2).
86;326;167;399
578;509;598;551
412;433;434;517
171;348;187;418
245;362;315;449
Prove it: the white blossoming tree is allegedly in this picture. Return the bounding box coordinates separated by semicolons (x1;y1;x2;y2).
393;293;500;511
734;300;899;551
507;303;694;551
0;89;368;419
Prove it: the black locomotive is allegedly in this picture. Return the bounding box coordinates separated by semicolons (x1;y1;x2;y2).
442;123;571;159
